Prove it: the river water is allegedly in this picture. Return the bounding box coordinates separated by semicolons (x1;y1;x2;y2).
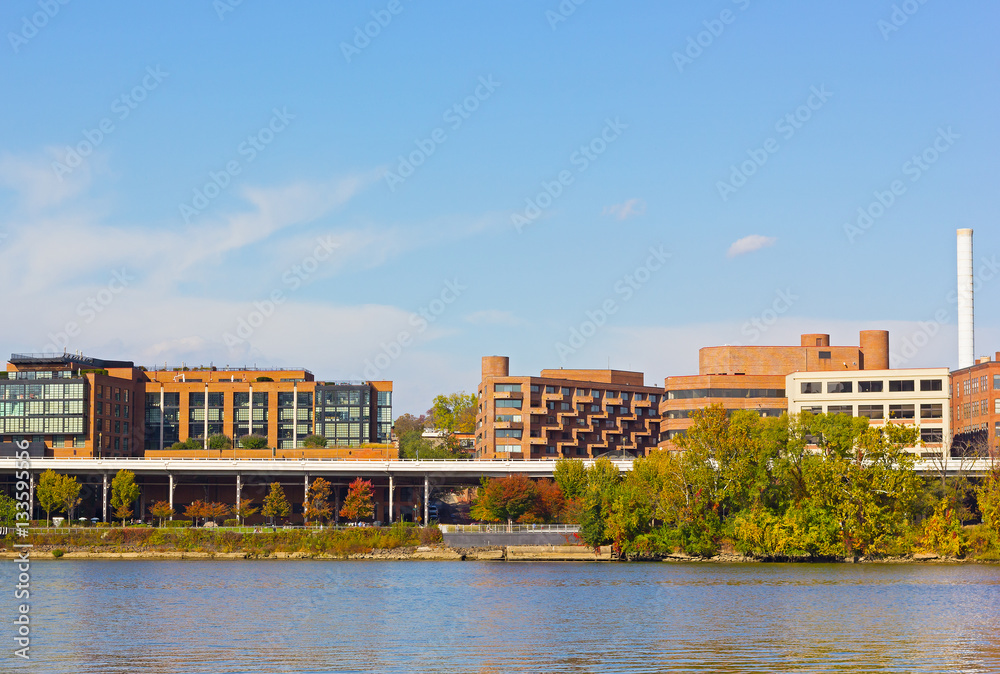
7;560;1000;673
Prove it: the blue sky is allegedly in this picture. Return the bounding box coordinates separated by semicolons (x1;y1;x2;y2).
1;1;998;415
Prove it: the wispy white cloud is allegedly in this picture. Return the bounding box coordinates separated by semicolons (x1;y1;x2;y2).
602;198;646;221
727;234;777;258
0;147;101;213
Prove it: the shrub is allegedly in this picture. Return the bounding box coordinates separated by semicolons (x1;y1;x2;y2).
165;520;193;528
208;434;233;450
255;376;273;382
918;502;968;558
302;434;327;448
239;434;268;449
419;526;443;545
223;519;240;527
51;549;64;558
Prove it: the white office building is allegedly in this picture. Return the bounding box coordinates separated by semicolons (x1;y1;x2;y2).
786;368;951;457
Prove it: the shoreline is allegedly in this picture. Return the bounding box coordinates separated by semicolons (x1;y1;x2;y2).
0;545;991;564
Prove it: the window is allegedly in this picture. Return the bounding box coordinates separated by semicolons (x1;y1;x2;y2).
802;406;822;415
545;386;556;394
801;382;822;394
561;387;570;395
495;399;522;408
889;380;915;392
590;404;599;412
994;375;1000;390
920;379;943;392
964;380;971;396
575;388;586;396
920;404;943;419
920;428;943;443
996;399;1000;414
605;391;617;398
818;351;831;359
889;404;915;419
495;429;522;439
827;381;853;394
634;393;644;401
560;402;570;410
649;395;658;404
621;392;629;401
546;401;555;410
827;405;853;416
973;378;980;394
858;381;883;393
591;390;601;397
858;405;884;419
494;383;521;393
530;385;540;393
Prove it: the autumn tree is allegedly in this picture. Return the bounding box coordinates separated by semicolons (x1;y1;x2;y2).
262;482;291;526
393;413;428;438
235;498;259;526
59;475;82;523
339;478;374;522
303;477;332;525
110;469;140;527
471;474;539;531
207;502;231;525
185;500;208;526
527;479;565;523
150;500;174;527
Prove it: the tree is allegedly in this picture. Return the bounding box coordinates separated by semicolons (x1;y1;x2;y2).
0;493;18;528
206;502;231;525
239;434;268;449
339;478;374;522
37;470;63;526
429;393;478;434
471;474;539;531
59;475;81;523
110;469;140;526
235;498;258;526
393;413;428;438
208;434;233;450
185;500;208;526
553;458;587;501
399;430;454;459
303;477;332;525
150;500;174;527
302;434;327;449
528;479;565;523
262;482;291;526
976;466;1000;545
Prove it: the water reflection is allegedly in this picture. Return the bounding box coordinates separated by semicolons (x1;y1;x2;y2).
14;561;1000;673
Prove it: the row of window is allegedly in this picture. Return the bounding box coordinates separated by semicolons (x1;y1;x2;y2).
961;375;1000;396
800;379;943;394
667;389;785;400
0;382;86;400
5;370;75;379
800;403;942;420
958;400;1000;420
496;383;659;403
0;417;85;433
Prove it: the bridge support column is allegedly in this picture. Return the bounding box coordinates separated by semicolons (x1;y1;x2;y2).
102;473;108;523
388;474;394;524
168;473;174;517
423;475;429;526
236;473;242;521
29;472;34;522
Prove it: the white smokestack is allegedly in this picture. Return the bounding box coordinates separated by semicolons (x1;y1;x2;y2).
957;228;974;369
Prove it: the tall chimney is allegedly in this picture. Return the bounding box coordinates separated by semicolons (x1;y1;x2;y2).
957;228;974;369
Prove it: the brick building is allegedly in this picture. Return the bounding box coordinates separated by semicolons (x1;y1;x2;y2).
658;331;891;447
476;356;662;460
950;353;1000;456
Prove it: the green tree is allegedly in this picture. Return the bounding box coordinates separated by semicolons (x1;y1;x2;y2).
37;470;63;526
235;497;259;526
59;475;82;523
302;434;327;449
553;458;587;501
303;477;332;525
429;393;478;433
976;467;1000;546
150;500;174;527
339;478;374;522
239;434;268;449
110;469;140;526
0;493;18;528
471;474;539;531
208;434;233;450
262;482;291;526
